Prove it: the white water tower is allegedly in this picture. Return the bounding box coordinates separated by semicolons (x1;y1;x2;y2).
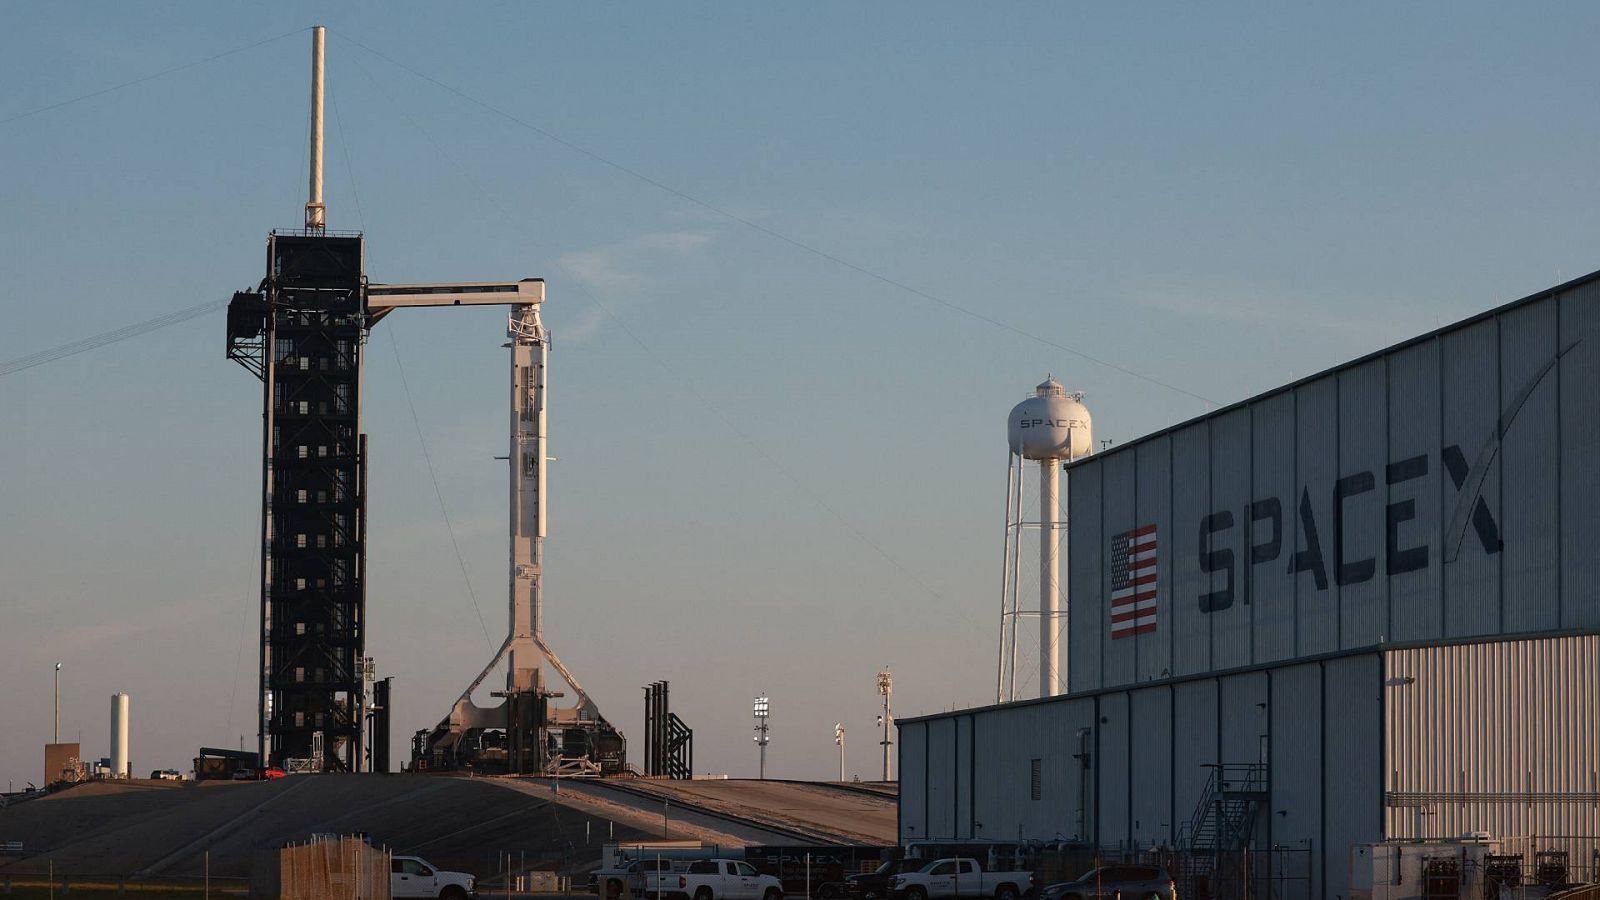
998;377;1092;702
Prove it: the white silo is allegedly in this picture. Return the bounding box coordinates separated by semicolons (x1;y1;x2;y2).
110;693;129;778
998;377;1092;701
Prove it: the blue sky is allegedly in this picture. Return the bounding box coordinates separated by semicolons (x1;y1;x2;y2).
4;3;1600;787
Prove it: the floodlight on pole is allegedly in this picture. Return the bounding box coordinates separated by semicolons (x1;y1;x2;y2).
834;723;846;782
752;695;770;779
54;663;62;745
877;668;893;781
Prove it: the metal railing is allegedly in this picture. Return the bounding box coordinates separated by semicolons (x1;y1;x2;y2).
1176;764;1270;853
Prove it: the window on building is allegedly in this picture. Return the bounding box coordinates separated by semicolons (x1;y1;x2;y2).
1030;758;1042;801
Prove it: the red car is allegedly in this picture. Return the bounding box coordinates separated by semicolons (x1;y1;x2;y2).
262;767;287;780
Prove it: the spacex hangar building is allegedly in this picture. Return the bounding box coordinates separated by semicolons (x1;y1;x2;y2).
898;271;1600;900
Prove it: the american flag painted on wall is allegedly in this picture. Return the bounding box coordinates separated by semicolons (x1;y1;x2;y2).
1110;524;1158;639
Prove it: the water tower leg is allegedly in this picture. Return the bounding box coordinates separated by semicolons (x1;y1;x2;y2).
1007;460;1025;701
1039;459;1060;698
996;456;1016;705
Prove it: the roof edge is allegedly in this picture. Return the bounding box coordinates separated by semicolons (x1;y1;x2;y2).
1071;265;1600;469
897;628;1600;726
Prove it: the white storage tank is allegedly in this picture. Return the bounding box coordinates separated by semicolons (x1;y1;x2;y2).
999;377;1093;700
1007;377;1093;461
110;693;129;779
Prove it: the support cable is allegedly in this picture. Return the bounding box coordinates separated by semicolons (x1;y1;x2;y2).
345;53;991;633
331;78;494;652
334;29;1217;408
0;299;224;379
0;27;310;126
386;328;495;648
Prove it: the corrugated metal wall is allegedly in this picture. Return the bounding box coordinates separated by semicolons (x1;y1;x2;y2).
1559;281;1600;629
1252;392;1298;662
966;698;1097;843
1270;663;1324;900
1441;317;1501;636
926;717;957;839
1136;438;1174;682
1383;633;1600;842
1129;687;1173;847
1323;653;1382;900
1069;462;1104;692
1386;339;1442;642
1212;410;1254;670
1068;280;1597;692
899;652;1382;896
1103;450;1140;688
1097;692;1132;845
900;719;926;838
1171;678;1219;841
902;635;1596;898
1171;423;1212;676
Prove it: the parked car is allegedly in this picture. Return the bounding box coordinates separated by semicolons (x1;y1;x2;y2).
844;859;915;900
391;855;476;900
1038;865;1176;900
890;858;1032;900
640;859;783;900
230;768;257;781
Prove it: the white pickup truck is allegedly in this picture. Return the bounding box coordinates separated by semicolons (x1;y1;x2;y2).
597;858;679;900
890;858;1031;900
641;858;783;900
391;855;477;900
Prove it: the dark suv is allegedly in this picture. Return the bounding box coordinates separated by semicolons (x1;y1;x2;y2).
1038;866;1176;900
843;859;914;900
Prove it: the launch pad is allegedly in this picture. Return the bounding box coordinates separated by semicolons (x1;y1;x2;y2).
224;27;624;776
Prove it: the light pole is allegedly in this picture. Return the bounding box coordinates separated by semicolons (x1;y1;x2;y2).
54;663;62;744
877;669;893;781
752;695;770;779
834;723;845;781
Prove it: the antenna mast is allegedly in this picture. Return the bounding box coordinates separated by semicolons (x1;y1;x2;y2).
305;25;326;231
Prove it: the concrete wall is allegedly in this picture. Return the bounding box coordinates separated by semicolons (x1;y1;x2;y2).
1067;275;1600;693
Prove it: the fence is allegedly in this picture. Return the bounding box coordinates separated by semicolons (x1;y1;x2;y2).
1003;841;1315;900
252;836;390;900
1492;838;1600;889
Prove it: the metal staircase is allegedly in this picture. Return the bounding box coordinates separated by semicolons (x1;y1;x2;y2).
1175;764;1270;899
